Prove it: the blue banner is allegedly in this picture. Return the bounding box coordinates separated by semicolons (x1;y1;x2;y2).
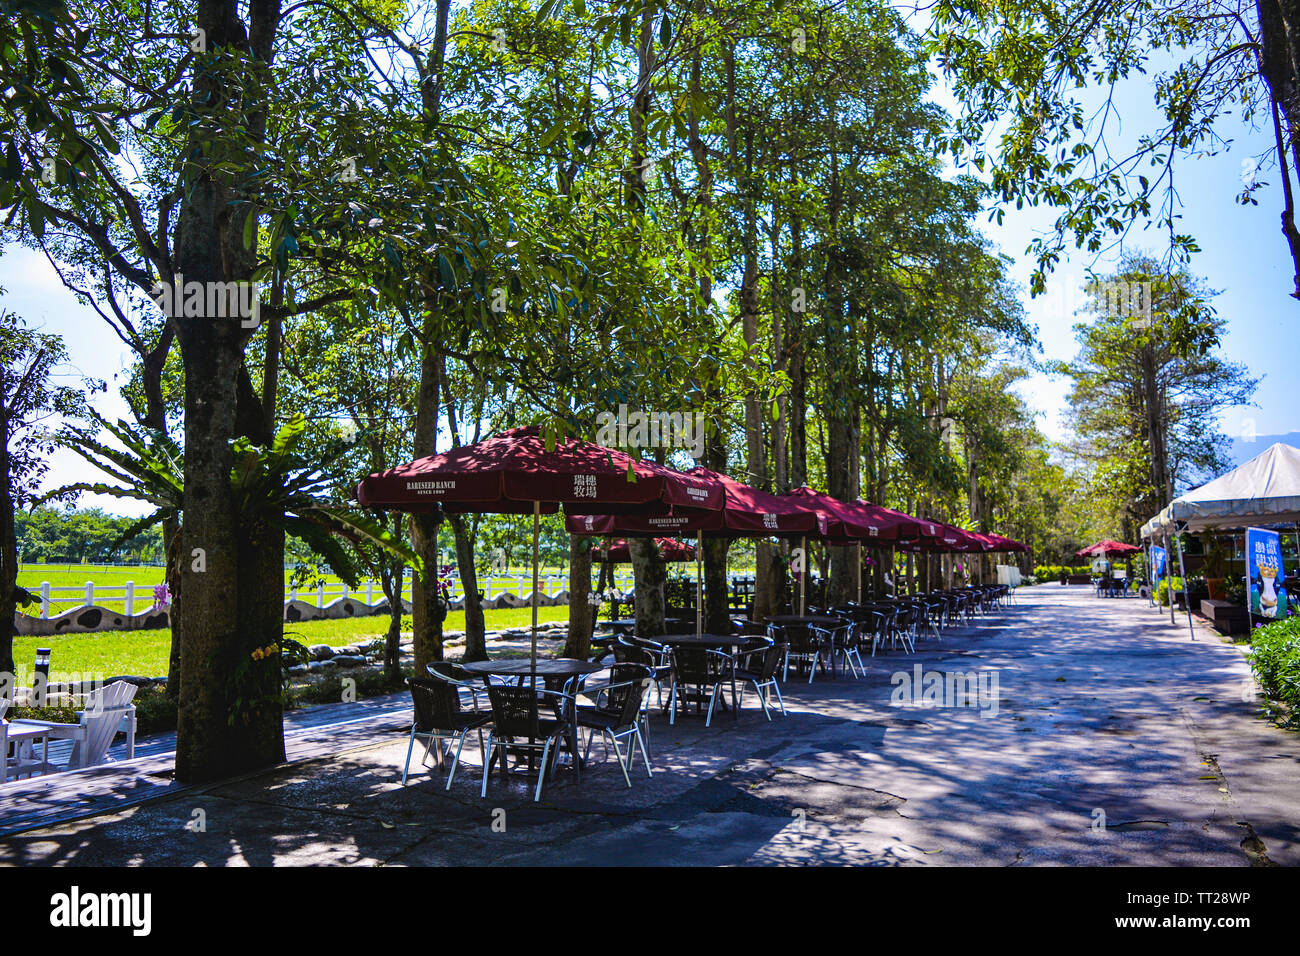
1246;527;1289;619
1150;546;1167;591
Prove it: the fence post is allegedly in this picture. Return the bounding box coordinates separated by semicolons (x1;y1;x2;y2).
40;581;50;619
366;580;374;605
317;582;325;607
289;587;298;605
124;581;134;616
85;581;94;607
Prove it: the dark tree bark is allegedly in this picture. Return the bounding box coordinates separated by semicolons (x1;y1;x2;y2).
564;534;593;659
173;0;288;783
449;513;486;661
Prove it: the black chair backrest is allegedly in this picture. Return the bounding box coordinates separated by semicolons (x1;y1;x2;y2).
673;645;724;683
486;683;542;738
407;677;461;733
606;662;654;726
785;623;818;653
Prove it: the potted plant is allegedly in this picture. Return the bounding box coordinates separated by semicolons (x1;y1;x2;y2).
1203;535;1228;600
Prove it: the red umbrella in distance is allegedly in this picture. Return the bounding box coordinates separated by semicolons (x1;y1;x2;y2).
1076;539;1141;557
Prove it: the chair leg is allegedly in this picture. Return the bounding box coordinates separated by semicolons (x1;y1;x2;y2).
634;726;653;776
754;680;771;720
668;681;678;725
771;680;787;715
534;738;553;802
480;734;495;798
608;732;631;788
705;685;718;727
446;730;468;791
401;726;418;786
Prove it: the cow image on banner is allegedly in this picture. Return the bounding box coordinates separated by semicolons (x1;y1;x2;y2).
1246;527;1289;619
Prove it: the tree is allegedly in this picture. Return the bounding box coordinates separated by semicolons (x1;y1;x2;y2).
0;303;88;674
928;0;1300;300
1054;255;1258;533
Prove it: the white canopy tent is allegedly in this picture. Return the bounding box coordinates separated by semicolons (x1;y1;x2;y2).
1138;442;1300;637
1140;442;1300;534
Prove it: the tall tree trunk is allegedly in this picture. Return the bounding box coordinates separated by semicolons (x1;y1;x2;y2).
629;537;667;637
409;343;445;672
449;513;486;661
172;0;287;782
564;534;593;659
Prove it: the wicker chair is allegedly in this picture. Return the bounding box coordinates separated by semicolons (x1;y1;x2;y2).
734;638;787;719
402;677;491;789
574;663;655;786
480;683;575;803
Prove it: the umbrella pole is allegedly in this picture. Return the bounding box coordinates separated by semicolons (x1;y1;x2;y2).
696;535;703;638
1173;526;1195;640
857;543;862;603
800;536;807;615
531;500;540;667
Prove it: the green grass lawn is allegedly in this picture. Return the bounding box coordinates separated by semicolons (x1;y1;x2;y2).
11;606;570;681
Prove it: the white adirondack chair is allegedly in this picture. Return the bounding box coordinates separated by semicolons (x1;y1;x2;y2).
8;680;138;776
65;680;138;770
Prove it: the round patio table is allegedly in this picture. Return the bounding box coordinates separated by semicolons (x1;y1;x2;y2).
460;657;602;681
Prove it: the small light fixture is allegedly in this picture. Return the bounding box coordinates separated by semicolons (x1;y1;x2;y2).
35;648;51;679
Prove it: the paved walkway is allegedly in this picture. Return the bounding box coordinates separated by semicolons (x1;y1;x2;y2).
2;585;1297;866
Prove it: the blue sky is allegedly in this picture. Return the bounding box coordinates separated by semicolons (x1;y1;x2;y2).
2;31;1297;516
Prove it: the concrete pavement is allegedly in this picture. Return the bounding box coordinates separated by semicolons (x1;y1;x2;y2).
2;585;1296;866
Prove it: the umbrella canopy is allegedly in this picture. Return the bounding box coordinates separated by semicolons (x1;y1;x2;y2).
895;523;981;552
356;425;724;514
1077;539;1141;557
781;486;911;541
592;538;696;562
567;468;820;538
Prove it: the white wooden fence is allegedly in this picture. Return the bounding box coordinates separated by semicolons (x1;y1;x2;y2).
26;571;650;619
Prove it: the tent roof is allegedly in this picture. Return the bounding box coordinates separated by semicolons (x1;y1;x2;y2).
1146;442;1300;533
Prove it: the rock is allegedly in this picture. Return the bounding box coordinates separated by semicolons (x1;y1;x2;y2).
307;660;338;672
331;654;367;668
288;664;310;674
307;644;335;660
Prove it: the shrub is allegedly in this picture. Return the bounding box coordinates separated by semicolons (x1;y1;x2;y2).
1249;616;1300;726
132;686;178;736
1156;576;1185;606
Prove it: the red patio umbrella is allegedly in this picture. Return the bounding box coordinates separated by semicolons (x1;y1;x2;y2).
356;426;724;665
592;538;696;562
569;468;822;635
1076;539;1141;557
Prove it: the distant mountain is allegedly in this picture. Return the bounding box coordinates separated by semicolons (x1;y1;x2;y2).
1227;432;1300;467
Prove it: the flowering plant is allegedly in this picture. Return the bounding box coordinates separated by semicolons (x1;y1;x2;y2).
152;582;170;610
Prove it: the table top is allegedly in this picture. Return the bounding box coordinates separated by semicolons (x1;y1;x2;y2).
460;658;603;678
654;633;752;648
599;618;684;630
1;719;75;742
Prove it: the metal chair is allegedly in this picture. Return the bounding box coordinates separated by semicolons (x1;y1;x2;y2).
667;645;731;726
402;677;490;789
480;683;575;802
575;663;654;786
734;638;788;719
